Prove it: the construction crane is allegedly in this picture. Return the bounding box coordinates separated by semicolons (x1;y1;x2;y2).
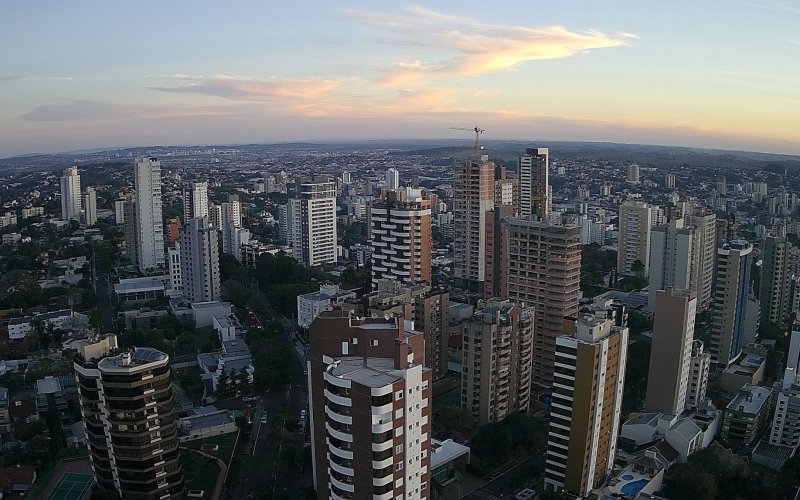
450;126;485;155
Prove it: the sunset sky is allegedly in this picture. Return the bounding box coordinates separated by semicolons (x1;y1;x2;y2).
2;1;799;157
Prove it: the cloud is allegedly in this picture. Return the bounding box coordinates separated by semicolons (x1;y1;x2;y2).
19;99;237;122
0;75;76;82
344;6;631;82
148;75;339;102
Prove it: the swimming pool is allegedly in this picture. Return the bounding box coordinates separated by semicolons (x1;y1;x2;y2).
621;479;649;496
621;474;634;480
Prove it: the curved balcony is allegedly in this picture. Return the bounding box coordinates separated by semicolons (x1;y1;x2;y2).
372;456;393;470
372;439;392;453
324;370;352;389
329;459;354;477
373;474;393;487
330;475;355;493
326;422;353;442
374;491;393;500
372;420;393;434
327;437;354;459
371;403;392;415
326;405;353;425
324;389;352;408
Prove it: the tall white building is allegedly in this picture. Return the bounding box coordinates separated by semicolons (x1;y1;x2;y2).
179;217;220;303
114;199;125;225
370;195;432;287
82;187;97;226
183;181;209;221
134;156;165;271
686;340;711;410
60;166;81;221
518;147;549;219
292;176;337;266
385;167;400;191
626;163;640;184
223;225;250;261
167;244;182;296
221;194;241;229
769;328;800;451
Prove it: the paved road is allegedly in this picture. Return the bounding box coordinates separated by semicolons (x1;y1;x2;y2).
231;309;311;500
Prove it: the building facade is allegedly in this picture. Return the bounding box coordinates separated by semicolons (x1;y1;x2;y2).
459;299;534;425
498;219;581;389
292;176;338;266
644;288;697;416
178;217;220;303
711;240;754;368
370;197;432;287
74;344;184;499
308;308;432;500
183;181;209;221
617;200;656;277
134;157;165;271
60;166;81;221
83;187;97;226
453;154;495;292
518;147;549;219
545;307;628;497
760;235;793;326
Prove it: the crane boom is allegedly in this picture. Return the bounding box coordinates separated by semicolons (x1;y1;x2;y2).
449;126;485;155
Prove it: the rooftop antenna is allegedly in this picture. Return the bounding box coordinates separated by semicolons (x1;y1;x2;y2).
450;126;485;155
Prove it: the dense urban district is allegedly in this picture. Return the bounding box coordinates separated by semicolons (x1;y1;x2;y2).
1;139;800;500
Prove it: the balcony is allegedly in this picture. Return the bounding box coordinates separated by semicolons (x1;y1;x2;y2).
327;437;354;459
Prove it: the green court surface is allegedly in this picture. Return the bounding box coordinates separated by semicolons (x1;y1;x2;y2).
47;472;94;500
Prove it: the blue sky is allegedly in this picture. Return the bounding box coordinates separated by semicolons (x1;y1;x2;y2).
2;1;799;157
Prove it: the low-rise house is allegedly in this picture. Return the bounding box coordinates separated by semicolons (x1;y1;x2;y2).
296;284;357;329
0;466;37;497
177;407;237;442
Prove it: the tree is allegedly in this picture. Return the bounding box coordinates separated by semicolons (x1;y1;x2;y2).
215;370;232;400
664;466;718;500
632;259;645;278
434;405;474;436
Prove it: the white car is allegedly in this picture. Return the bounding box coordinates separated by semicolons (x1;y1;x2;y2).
260;415;267;424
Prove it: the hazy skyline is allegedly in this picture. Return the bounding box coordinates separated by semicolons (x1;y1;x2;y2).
2;1;799;157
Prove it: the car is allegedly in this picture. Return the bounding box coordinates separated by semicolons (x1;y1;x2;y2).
261;415;268;424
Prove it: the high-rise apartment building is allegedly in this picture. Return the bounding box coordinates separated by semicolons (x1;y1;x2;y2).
60;166;82;221
123;200;138;266
768;329;800;451
365;280;450;381
518;147;549;219
496;219;581;389
308;308;432;500
460;298;534;425
689;210;717;309
370;196;431;287
83;186;97;226
665;173;676;189
710;241;754;367
644;288;697;415
74;343;184;499
183;181;209;221
545;306;628;497
114;199;126;225
760;235;793;326
686;340;711;410
626;163;640;184
453;153;495;292
178;217;220;303
494;178;517;211
167;244;182;295
292;176;338;266
648;218;698;311
221;194;242;229
617;200;657;276
134;157;165;271
385;168;400;191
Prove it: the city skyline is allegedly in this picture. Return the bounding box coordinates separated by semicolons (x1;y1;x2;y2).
2;1;800;157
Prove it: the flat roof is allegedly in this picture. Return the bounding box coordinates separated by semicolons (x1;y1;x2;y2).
191;301;230;310
430;438;470;470
330;357;406;388
36;377;61;394
98;348;168;369
727;385;772;414
181;410;233;430
114;278;164;293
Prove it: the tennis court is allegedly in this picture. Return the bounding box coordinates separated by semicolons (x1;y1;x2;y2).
46;472;93;500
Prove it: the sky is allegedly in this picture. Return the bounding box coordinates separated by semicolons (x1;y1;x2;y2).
2;1;800;157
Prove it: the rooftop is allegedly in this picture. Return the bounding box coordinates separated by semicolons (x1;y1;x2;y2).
726;385;772;414
114;278;164;293
36;377;61;395
180;409;234;431
330;357;412;388
430;438;470;470
98;347;168;369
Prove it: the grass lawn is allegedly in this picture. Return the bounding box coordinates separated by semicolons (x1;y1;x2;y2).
180;450;220;499
184;431;239;465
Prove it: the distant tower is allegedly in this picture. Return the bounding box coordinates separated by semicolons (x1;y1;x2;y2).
617;201;657;276
626;163;640;184
341;171;351;185
385;168;400;191
183;181;209;221
292;176;337;266
648;218;698;312
760;235;793;326
179;217;220;303
453;152;495;291
60;166;81;221
518;147;549;219
134;157;165;271
82;187;97;226
665;173;676;189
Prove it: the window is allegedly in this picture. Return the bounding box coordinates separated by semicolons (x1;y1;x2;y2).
395;462;404;471
370;339;379;347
